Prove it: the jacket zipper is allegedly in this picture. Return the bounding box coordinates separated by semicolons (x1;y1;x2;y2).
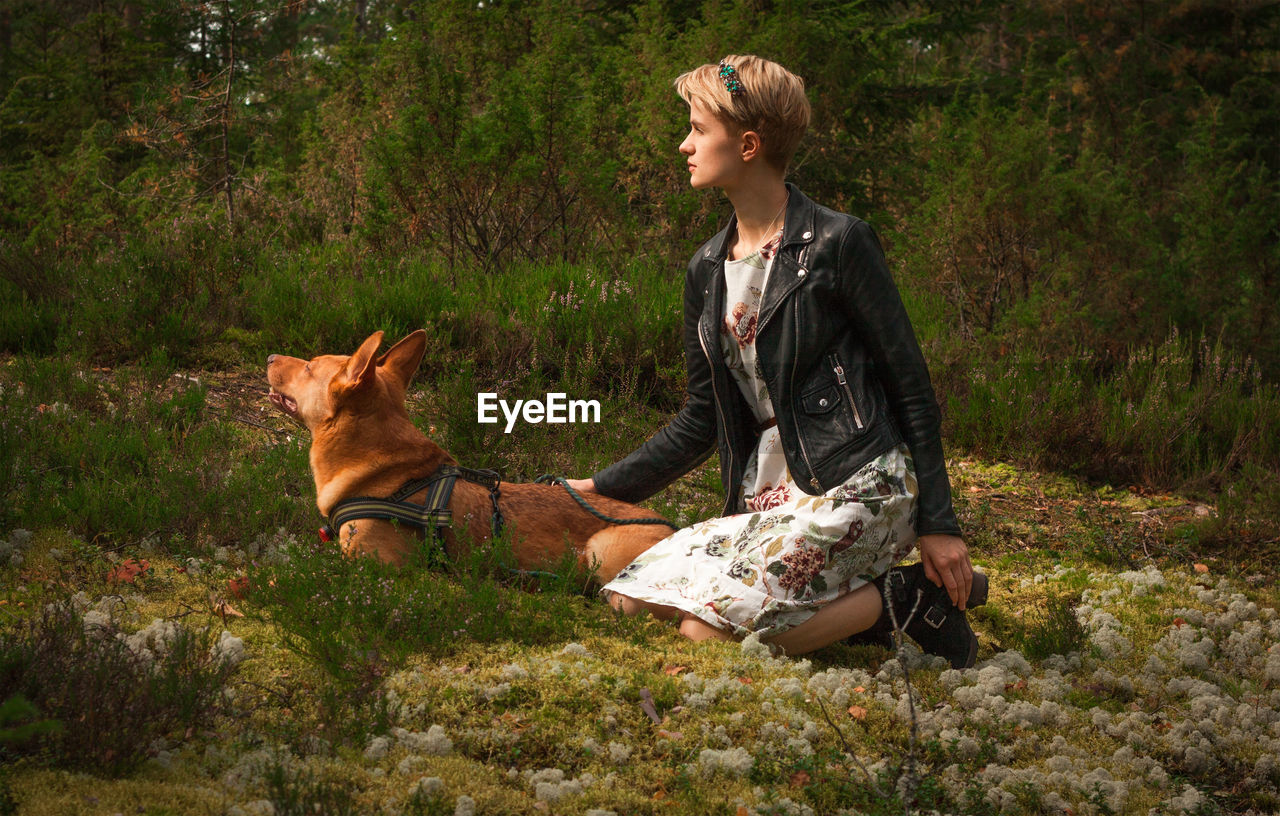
698;312;735;508
830;354;865;429
792;301;821;491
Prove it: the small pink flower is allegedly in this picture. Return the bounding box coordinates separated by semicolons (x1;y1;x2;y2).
747;483;791;512
724;303;757;348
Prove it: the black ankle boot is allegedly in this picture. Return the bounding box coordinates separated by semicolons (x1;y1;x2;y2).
844;573;894;650
884;563;989;669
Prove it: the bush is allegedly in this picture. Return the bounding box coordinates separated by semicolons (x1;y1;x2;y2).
0;355;313;548
0;600;234;776
1007;591;1087;660
938;328;1280;543
261;753;360;816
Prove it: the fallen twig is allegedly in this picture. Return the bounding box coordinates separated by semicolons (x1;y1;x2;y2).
814;695;887;799
213;410;297;437
884;582;924;816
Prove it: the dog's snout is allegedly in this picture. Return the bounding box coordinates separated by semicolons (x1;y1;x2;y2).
267;354;278;365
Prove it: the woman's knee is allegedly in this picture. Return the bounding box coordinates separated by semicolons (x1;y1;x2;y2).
678;613;733;642
608;592;679;620
607;591;639;615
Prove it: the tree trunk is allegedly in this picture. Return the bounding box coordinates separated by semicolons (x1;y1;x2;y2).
123;1;141;32
0;2;11;84
220;0;236;227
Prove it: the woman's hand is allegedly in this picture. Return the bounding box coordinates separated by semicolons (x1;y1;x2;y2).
917;533;973;610
564;478;597;494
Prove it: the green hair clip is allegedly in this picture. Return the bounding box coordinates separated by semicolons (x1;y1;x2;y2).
718;61;745;97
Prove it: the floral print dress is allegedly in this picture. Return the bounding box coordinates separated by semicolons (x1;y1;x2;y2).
601;232;920;639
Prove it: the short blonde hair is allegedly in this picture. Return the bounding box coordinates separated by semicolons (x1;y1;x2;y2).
675;54;811;170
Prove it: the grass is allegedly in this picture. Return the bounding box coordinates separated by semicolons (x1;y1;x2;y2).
1;353;1278;814
6;233;1276;533
930;325;1280;551
0;252;1276;813
247;530;646;692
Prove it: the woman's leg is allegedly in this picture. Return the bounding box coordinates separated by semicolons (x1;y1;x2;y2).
678;613;734;642
763;582;883;656
609;590;734;641
606;590;682;621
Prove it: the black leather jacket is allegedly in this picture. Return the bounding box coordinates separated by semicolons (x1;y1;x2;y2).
593;184;962;538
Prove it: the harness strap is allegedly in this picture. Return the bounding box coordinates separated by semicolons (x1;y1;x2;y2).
324;465;505;550
321;469;672;581
450;466;504;541
328;469;460;555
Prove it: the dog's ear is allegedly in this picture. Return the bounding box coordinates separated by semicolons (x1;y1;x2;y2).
344;331;384;391
378;329;427;389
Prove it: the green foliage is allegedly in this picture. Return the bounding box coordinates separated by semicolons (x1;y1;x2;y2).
1168;101;1280;375
3;0;1276;382
899;101;1071;338
247;532;622;690
261;754;360;816
0;694;60;747
935;328;1280;542
1005;591;1087;661
0;355;312;549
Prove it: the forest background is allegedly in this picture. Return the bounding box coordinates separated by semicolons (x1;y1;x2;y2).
2;0;1277;543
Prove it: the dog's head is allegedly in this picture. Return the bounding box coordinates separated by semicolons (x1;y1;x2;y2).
266;330;427;431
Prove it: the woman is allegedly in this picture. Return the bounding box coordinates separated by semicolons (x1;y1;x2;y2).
568;55;985;668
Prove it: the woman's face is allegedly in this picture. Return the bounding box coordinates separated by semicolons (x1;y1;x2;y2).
679;99;745;190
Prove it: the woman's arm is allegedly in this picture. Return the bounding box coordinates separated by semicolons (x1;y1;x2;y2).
837;220;972;604
589;257;719;503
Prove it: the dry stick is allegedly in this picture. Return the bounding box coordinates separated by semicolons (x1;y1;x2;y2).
213;411;296;437
813;696;886;799
884;583;924;816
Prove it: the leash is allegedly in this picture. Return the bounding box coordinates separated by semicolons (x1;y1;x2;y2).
534;475;679;530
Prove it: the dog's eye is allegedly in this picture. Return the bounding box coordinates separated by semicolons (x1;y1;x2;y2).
304;364;311;374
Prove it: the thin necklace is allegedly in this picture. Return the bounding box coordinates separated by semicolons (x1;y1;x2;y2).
740;194;788;258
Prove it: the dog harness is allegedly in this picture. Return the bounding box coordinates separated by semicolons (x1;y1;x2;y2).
320;465;504;559
319;469;677;578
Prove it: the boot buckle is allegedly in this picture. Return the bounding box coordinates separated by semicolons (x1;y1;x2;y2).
923;603;948;629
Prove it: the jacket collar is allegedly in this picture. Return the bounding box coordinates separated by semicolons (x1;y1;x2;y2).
707;182;817;262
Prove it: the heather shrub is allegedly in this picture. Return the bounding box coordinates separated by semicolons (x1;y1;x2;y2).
247;531;624;690
0;356;311;548
0;599;234;776
936;329;1280;544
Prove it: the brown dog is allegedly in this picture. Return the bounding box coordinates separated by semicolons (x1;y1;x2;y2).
265;330;671;581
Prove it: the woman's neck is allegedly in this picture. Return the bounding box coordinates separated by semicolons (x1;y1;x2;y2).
725;173;789;260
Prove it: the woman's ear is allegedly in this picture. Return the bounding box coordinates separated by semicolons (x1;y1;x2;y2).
740;130;763;163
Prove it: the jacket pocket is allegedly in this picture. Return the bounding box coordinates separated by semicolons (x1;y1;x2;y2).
800;382;842;415
794;361;864;473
